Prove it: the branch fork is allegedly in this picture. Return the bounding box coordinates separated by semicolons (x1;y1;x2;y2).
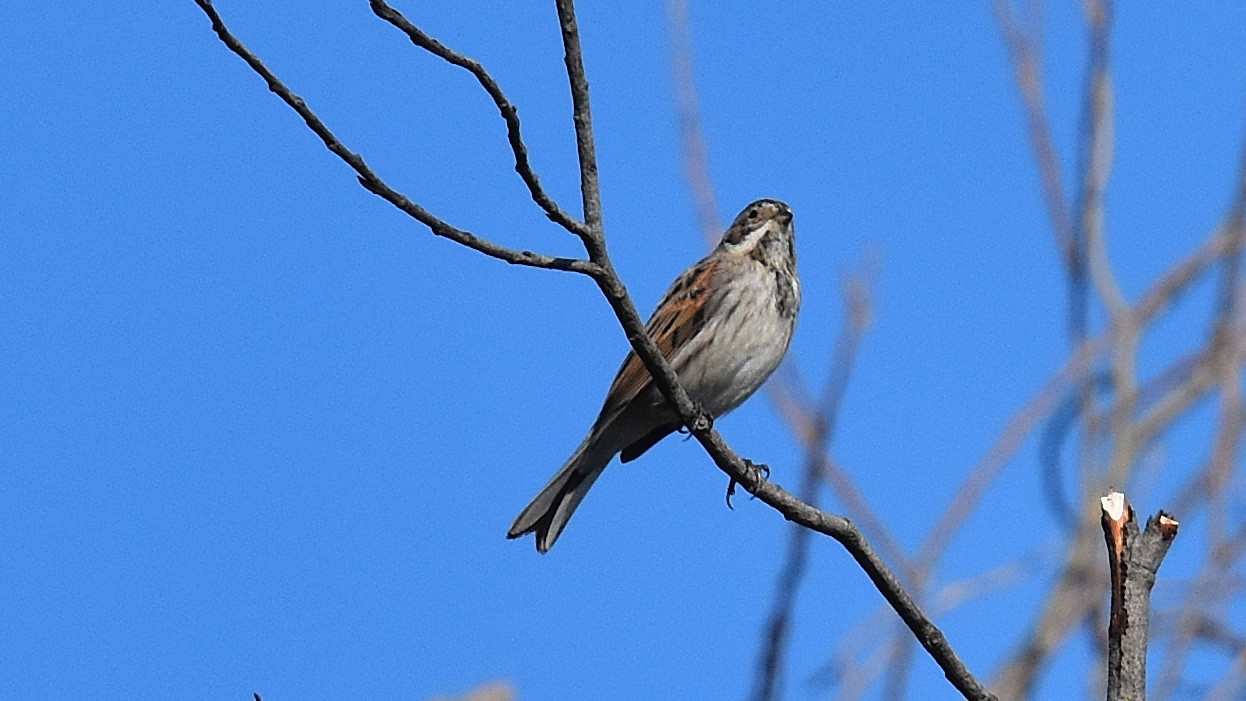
1100;491;1179;701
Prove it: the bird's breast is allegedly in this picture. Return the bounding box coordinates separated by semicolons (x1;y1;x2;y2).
669;260;797;417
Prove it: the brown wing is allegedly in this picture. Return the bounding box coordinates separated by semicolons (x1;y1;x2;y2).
592;257;718;429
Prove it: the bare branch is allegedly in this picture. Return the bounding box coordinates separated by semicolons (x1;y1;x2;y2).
1136;225;1233;323
990;0;1078;274
1130;351;1216;449
882;629;917;701
992;520;1105;699
816;552;1042;700
191;0;598;276
661;10;980;695
991;76;1246;696
750;457;819;701
666;0;721;244
368;0;589;238
553;0;604;235
1203;119;1246;546
1077;0;1126;317
1100;492;1179;701
821;455;913;577
1154;520;1246;701
1212;115;1246;338
738;473;999;701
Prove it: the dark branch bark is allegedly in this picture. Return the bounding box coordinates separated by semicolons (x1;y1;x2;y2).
553;0;604;237
738;467;996;701
190;0;598;276
367;0;588;239
1100;492;1179;701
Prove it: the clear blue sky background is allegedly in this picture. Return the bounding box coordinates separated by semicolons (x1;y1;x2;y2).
4;2;1245;700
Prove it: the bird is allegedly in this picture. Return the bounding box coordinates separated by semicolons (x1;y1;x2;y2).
508;199;800;552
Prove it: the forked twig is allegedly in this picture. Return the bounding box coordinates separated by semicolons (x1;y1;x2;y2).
368;0;587;239
191;0;597;277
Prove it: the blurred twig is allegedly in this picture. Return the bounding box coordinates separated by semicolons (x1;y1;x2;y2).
429;681;517;701
813;551;1044;700
751;262;877;701
666;0;720;244
1154;521;1246;701
990;0;1077;274
664;5;941;698
988;2;1246;696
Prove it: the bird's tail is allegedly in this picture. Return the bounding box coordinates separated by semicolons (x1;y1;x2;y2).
507;434;615;553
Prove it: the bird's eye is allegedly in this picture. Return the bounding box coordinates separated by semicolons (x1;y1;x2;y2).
747;208;759;220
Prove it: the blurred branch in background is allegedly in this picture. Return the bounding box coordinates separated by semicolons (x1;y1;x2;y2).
666;0;720;244
989;0;1082;335
991;0;1246;696
428;681;517;701
658;0;1246;699
751;258;879;701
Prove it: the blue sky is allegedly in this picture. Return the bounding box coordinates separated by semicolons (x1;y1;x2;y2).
4;2;1246;700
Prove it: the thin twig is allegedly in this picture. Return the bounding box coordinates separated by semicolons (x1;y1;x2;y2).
1077;0;1126;317
553;0;603;236
992;513;1105;699
666;0;720;244
881;630;916;701
987;4;1246;689
816;550;1043;699
1204;118;1246;544
368;0;588;239
750;449;820;701
990;0;1077;272
820;455;913;576
916;336;1102;572
992;230;1246;701
662;0;987;692
1212;114;1246;338
1136;225;1233;323
661;11;940;695
191;0;598;276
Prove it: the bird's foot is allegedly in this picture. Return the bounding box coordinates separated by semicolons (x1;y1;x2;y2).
725;459;770;509
690;403;714;433
677;401;714;435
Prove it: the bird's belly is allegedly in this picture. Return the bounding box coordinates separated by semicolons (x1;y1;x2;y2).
674;283;793;417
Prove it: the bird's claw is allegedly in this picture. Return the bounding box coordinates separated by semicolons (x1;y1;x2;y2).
677;401;714;436
691;400;714;432
725;459;770;509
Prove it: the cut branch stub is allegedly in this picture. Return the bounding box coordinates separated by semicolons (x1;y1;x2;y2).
1099;491;1179;701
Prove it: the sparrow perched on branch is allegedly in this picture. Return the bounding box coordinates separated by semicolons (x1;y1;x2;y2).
508;199;800;552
